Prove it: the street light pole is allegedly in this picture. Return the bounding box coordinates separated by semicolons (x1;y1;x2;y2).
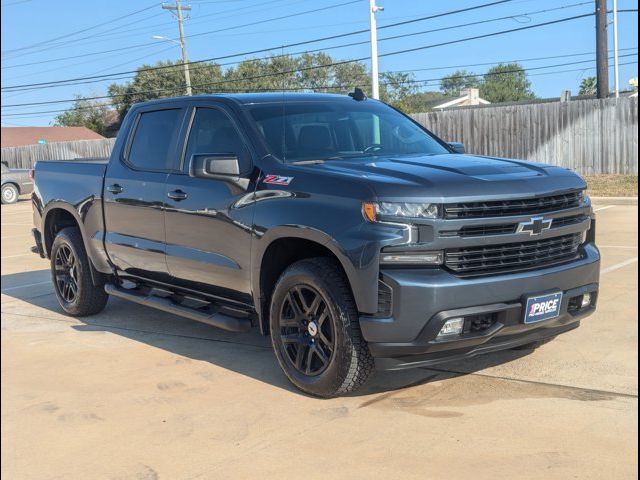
369;0;383;100
613;0;620;98
162;1;192;96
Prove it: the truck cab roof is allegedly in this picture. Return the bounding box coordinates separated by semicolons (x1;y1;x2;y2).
131;92;366;109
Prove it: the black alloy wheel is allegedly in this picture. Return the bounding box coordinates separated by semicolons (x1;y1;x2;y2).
279;285;335;376
54;244;79;303
269;258;374;397
50;227;109;316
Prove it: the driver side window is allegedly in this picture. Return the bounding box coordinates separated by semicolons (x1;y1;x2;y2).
185;107;249;172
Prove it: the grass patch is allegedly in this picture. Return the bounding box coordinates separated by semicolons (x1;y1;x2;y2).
584;175;638;197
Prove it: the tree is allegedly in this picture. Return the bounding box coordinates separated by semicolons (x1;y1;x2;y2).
440;70;480;97
108;60;224;119
102;54;373;121
480;63;535;103
579;76;597;96
331;61;369;94
54;96;115;137
379;71;418;111
60;53;445;130
399;91;447;113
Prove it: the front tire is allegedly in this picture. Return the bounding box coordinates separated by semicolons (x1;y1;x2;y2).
269;258;374;397
1;184;19;204
50;227;108;316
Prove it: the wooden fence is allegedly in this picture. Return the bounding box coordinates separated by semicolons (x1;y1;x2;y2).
2;97;637;174
411;96;638;175
1;138;116;169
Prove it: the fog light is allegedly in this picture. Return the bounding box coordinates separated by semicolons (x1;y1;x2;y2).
437;317;464;337
581;293;592;308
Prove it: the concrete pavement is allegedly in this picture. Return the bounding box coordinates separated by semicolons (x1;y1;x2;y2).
2;199;637;479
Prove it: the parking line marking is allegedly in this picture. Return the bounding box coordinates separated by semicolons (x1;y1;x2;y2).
424;367;638;399
1;234;31;239
594;205;616;212
598;245;638;249
1;253;33;259
1;280;51;293
601;257;638;274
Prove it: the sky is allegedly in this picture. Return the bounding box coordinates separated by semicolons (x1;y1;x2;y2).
1;0;638;127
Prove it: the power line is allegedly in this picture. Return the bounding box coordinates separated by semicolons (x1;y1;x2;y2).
1;11;168;60
1;12;602;107
3;0;580;90
1;3;605;94
9;47;633;101
1;0;301;60
1;2;162;55
1;0;363;69
387;47;637;74
4;52;636;117
3;58;638;119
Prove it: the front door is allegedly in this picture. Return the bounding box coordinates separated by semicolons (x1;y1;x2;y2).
164;106;256;303
103;106;185;280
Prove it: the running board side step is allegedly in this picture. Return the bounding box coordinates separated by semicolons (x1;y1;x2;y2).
104;284;252;333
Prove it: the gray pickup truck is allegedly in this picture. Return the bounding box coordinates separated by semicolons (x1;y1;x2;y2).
2;162;33;204
31;92;600;397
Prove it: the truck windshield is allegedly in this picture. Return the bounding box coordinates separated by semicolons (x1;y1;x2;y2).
248;100;449;162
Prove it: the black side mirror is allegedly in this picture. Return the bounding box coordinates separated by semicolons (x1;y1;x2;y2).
447;142;466;154
189;153;240;181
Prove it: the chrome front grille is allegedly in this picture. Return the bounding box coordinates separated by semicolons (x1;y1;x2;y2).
443;191;584;219
439;214;589;238
444;232;583;276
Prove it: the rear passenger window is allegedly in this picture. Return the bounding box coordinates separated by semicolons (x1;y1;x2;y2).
127;109;182;171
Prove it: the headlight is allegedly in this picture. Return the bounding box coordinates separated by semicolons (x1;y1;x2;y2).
363;201;440;222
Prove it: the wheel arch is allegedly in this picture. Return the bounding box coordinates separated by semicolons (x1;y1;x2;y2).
252;227;363;336
43;204;83;257
42;203;107;287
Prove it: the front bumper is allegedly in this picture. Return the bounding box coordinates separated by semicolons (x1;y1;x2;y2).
360;243;600;370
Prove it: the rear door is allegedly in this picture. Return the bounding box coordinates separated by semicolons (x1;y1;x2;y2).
103;105;186;280
164;104;256;303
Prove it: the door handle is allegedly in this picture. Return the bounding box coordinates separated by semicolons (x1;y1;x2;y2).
167;189;188;201
107;184;123;194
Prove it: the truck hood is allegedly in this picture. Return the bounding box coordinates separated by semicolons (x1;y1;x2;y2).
298;153;586;202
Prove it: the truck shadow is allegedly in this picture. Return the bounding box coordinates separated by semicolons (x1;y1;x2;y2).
2;269;534;398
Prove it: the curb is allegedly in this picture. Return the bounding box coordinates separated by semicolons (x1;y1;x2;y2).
590;196;638;205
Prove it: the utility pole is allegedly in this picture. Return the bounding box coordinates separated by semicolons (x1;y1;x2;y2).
613;0;620;98
162;1;192;96
369;0;383;100
595;0;609;98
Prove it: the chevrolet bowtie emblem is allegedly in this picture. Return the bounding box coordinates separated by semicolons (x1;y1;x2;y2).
517;216;553;236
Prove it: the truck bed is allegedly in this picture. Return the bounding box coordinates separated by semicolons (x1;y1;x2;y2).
35;158;108;203
33;159;109;265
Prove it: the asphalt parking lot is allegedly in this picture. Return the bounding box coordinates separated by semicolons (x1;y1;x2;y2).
1;199;637;479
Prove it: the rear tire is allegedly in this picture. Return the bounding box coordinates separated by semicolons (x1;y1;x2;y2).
269;258;374;398
50;227;108;316
1;184;19;204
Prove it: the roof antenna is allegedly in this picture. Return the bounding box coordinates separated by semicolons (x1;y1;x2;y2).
349;87;367;101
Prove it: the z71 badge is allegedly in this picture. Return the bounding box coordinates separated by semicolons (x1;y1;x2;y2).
263;174;293;186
